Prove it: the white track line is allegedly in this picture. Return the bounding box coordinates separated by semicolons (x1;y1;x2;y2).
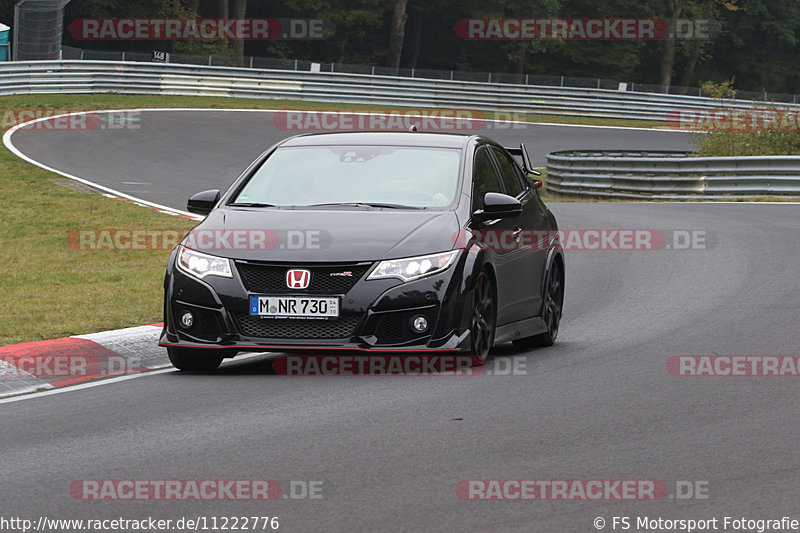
0;368;176;405
2;111;200;219
0;352;272;405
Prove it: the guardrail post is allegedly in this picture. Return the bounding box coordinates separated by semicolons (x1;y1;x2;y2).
251;56;255;68
560;75;564;87
121;51;126;62
488;72;491;83
208;55;212;66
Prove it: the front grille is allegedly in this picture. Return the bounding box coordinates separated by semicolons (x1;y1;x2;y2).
372;307;438;345
236;262;371;294
233;313;362;339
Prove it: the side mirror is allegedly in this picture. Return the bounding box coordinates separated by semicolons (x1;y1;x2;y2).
187;189;220;215
473;192;522;221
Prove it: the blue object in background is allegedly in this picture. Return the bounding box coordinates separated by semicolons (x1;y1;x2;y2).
0;23;10;62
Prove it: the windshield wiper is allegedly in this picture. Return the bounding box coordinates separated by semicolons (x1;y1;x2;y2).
229;202;276;208
305;202;422;209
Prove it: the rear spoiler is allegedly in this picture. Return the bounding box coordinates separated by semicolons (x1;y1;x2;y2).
505;143;542;176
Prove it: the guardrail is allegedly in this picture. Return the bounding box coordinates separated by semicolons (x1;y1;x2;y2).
545;150;800;199
2;60;799;122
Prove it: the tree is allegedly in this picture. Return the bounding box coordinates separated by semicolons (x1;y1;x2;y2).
659;0;739;91
658;0;682;91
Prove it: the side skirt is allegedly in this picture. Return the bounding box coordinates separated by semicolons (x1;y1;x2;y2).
494;316;547;344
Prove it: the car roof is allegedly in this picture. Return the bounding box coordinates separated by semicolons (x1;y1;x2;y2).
279;131;474;149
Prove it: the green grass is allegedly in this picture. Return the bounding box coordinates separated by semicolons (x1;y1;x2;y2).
0;151;197;345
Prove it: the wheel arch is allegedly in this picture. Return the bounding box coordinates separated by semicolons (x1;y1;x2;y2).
540;236;565;312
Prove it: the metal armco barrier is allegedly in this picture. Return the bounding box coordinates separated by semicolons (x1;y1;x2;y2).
2;60;799;122
546;150;800;199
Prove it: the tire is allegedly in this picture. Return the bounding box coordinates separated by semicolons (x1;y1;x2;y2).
514;259;563;349
469;269;496;365
167;346;224;372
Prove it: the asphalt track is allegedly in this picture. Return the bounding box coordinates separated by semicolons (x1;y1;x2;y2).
4;111;800;532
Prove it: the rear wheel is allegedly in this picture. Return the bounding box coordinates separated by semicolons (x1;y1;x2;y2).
167;346;224;372
514;259;563;349
469;269;496;365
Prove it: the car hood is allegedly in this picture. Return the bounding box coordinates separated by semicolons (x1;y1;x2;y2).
183;207;461;262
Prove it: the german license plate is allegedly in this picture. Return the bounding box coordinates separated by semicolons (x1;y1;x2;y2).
249;296;340;319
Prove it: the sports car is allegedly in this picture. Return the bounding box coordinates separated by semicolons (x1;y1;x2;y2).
159;131;564;371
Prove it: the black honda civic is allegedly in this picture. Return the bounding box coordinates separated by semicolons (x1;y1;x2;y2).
159;131;564;371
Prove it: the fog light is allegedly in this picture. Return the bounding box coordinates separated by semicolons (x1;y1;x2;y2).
180;311;194;329
410;315;428;333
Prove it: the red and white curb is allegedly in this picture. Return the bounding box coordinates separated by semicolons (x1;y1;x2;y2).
0;324;168;399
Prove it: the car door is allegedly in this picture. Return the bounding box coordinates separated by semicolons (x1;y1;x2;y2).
469;144;523;327
489;145;547;320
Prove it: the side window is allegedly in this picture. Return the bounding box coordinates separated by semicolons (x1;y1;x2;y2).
472;146;504;211
491;147;526;197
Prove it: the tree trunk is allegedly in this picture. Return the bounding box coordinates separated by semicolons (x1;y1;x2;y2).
338;34;349;64
408;15;422;69
678;41;702;94
219;0;229;19
515;42;526;75
658;0;682;92
232;0;246;59
387;0;408;74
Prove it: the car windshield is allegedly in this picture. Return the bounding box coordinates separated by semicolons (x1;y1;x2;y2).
232;145;462;208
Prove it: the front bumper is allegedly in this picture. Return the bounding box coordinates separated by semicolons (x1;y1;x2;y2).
159;251;473;355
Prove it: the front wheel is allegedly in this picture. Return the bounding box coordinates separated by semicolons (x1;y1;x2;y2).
167;346;224;372
469;269;496;365
514;259;563;349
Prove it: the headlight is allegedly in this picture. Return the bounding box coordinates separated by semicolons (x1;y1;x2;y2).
368;250;459;282
176;246;232;279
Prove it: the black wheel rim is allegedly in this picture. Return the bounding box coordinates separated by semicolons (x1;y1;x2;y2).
471;272;495;360
542;263;563;340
